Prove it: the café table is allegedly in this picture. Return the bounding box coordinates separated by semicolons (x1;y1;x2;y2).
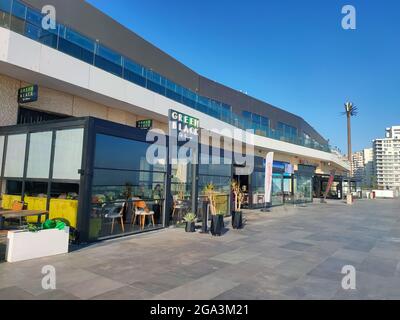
0;210;49;230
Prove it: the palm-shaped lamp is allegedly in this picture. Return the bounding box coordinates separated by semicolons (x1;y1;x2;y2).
342;102;358;176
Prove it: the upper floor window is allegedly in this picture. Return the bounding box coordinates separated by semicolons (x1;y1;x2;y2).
242;111;269;129
277;122;298;141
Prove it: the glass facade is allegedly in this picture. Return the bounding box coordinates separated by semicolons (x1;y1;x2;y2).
277;122;299;143
4;134;26;178
198;149;232;217
89;134;166;240
52;129;84;180
0;126;84;230
26;131;52;179
272;173;284;206
0;0;331;153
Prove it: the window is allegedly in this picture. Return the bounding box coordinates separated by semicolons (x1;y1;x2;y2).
124;59;146;87
94;44;123;76
58;27;95;61
198;148;232;217
52;129;84;180
26;7;41;25
166;79;183;103
24;22;40;40
4;134;27;178
91;133;166;239
0;0;12;13
27;131;52;179
11;0;25;19
94;134;166;172
65;28;94;53
242;111;269;131
10;0;25;33
277;122;298;141
242;111;251;119
146;70;166;95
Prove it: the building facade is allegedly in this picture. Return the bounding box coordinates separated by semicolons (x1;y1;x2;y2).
373;126;400;191
0;0;349;242
352;148;374;187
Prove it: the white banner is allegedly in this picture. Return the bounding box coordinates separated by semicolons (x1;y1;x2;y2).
264;152;274;204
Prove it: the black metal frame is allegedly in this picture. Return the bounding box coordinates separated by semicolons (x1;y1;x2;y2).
0;116;257;242
86;118;168;241
0;117;89;237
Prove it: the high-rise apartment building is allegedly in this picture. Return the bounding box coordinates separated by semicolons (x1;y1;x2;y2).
373;126;400;191
352;148;374;187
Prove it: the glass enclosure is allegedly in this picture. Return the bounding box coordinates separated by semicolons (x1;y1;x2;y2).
313;175;343;200
0;127;83;228
89;134;166;240
294;175;313;203
0;116;318;241
271;173;284;206
198;148;232;218
170;161;195;224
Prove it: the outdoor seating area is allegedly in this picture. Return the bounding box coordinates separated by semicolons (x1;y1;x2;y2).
89;197;163;240
0;200;49;230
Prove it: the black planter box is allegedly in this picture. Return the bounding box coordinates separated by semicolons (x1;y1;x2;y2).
232;211;243;229
185;222;196;233
210;215;224;236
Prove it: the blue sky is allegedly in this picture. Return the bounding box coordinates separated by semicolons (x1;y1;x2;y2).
86;0;400;153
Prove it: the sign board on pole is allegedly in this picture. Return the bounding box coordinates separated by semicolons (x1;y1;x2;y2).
264;152;274;205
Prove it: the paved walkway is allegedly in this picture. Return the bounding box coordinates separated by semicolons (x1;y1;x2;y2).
0;199;400;300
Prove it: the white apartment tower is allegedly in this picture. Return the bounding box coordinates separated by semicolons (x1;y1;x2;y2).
352;148;374;186
373;126;400;191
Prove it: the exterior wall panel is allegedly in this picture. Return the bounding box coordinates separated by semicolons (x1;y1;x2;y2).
0;74;19;126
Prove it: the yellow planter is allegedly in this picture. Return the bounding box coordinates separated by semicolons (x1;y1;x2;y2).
1;195;22;209
49;199;78;228
24;197;48;223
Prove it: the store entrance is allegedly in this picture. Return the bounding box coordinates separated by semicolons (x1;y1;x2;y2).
233;174;250;208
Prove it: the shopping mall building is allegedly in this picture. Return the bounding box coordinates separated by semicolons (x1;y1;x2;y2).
0;0;350;242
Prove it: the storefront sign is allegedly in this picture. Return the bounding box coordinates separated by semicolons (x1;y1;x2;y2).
264;152;274;204
136;119;153;129
18;85;38;104
169;110;200;140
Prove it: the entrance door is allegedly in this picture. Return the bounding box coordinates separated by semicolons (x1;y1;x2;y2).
233;174;249;208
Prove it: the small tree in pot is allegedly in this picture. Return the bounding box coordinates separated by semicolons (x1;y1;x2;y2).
183;213;196;233
231;180;244;229
204;183;224;236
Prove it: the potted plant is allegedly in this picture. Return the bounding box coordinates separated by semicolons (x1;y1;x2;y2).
204;183;224;236
183;213;196;233
231;180;244;229
6;219;69;263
